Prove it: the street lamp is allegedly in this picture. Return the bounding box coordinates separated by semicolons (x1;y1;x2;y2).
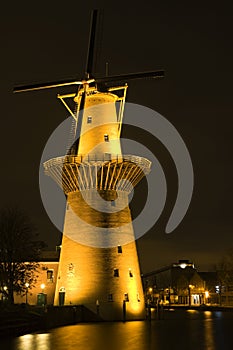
188;285;194;306
41;283;45;293
40;283;46;307
148;287;153;303
205;291;209;304
25;283;29;304
2;286;7;301
96;299;100;315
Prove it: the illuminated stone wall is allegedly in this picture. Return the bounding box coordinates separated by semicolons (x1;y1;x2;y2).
54;194;145;320
77;93;122;157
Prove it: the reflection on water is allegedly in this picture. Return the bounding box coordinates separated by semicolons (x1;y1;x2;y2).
204;311;215;350
1;310;233;350
16;333;50;350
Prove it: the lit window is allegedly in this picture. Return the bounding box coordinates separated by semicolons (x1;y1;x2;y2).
108;293;113;302
117;246;122;254
104;134;109;142
47;269;54;282
129;269;133;277
124;293;129;302
87;116;92;123
114;268;119;277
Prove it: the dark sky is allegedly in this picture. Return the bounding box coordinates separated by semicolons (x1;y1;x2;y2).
0;1;232;272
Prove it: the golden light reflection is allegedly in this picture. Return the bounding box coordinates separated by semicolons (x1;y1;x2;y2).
204;313;215;349
204;311;211;317
187;309;198;313
35;333;50;350
17;334;34;350
17;333;50;350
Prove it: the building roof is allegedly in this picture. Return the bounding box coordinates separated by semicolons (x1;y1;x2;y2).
39;250;60;262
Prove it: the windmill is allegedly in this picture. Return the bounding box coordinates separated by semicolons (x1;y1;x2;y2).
14;9;164;145
14;9;164;320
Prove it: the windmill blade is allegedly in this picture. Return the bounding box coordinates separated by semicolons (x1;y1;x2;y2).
69;87;87;155
13;79;83;93
85;9;98;78
96;70;165;84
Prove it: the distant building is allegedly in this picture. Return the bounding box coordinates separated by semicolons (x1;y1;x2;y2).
142;260;226;306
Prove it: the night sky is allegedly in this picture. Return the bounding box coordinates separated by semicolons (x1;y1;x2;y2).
1;1;232;273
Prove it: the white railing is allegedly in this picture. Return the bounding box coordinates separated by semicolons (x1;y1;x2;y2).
44;154;151;169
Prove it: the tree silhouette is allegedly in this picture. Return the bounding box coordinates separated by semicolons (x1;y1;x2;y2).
0;207;46;304
217;249;233;286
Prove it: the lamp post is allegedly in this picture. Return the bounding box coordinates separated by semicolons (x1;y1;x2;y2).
148;287;153;303
40;283;46;307
188;285;194;306
25;283;29;304
205;291;209;304
2;286;7;301
96;299;100;316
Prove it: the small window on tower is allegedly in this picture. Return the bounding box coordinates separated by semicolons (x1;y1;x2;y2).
87;116;92;123
129;269;133;278
104;134;109;142
108;293;113;302
137;293;140;302
124;293;129;302
114;268;119;277
111;200;115;207
117;246;122;254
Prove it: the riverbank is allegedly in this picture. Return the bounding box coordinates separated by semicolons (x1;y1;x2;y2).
0;304;103;338
163;304;233;312
1;303;233;338
0;304;43;338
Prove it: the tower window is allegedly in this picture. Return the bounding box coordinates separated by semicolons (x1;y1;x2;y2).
124;293;129;302
104;134;109;142
117;246;122;254
108;293;113;302
129;269;133;278
104;153;111;160
137;293;140;302
114;268;119;277
87;116;92;123
111;200;115;207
